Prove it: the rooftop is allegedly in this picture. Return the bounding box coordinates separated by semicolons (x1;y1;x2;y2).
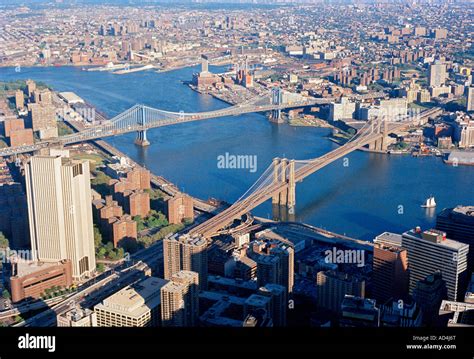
402;229;469;251
96;277;167;318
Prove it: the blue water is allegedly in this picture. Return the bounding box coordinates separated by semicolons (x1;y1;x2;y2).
1;65;473;240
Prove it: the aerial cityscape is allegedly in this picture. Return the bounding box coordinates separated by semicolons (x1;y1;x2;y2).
0;0;473;351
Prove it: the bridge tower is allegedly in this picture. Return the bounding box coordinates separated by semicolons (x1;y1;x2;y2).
135;105;150;147
271;157;296;215
269;87;284;124
368;117;389;152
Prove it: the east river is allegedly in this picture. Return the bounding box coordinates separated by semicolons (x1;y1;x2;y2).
1;65;473;240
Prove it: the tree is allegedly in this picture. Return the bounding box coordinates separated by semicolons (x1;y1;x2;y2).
0;232;9;249
96;263;105;273
97;247;107;259
2;289;10;300
93;226;103;248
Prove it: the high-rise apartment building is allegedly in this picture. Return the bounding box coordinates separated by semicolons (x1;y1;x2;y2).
401;228;469;301
258;284;287;327
25;152;96;280
160;270;199;327
163;235;208;289
15;90;24;110
167;194;194;225
256;244;294;294
466;86;474;112
372;243;409;304
428;63;447;87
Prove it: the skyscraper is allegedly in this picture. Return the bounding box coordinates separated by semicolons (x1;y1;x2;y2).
401;228;469;301
160;270;199;327
256;243;294;294
25;151;96;280
372;243;409;304
436;206;474;268
258;284;287;327
163;234;208;289
428;63;447;87
466;87;474;112
316;270;366;313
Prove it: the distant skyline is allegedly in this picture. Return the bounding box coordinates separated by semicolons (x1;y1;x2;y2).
0;0;465;6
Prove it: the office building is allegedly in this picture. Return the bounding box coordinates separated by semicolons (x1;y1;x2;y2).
372;243;409;304
428;63;447;87
374;232;402;247
25;152;96;281
161;270;199;327
316;270;366;312
436;205;474;269
95;277;167;327
380;299;422;327
163;235;208;289
167;194;194;225
413;272;447;326
340;295;380;327
402;228;469;301
10;260;73;303
57;306;97;327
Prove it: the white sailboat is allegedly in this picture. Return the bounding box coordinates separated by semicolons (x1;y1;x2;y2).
421;195;437;208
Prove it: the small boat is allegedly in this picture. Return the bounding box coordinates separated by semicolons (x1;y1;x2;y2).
421;196;436;208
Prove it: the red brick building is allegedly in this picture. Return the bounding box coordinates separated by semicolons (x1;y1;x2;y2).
9;128;34;147
123;190;150;218
3;118;25;137
10;260;73;303
109;215;137;247
167;194;194;225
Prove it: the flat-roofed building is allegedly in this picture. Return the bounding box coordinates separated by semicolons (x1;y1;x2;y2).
374;232;402;247
167;194;194;225
10;260;73;303
25;153;96;281
372;243;409;304
3;118;24;137
9;128;34;147
317;270;366;313
94;277;168;327
437;206;474;268
161;271;199;327
57;306;97;327
402;228;469;301
163;235;208;289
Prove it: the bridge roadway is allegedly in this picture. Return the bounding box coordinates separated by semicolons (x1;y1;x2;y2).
0;97;331;158
190;107;442;238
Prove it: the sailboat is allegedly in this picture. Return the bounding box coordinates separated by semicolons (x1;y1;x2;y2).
421;195;437;208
